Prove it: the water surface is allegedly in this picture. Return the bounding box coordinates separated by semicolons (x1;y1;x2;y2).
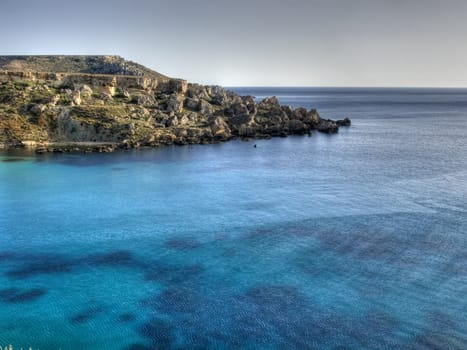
0;88;466;349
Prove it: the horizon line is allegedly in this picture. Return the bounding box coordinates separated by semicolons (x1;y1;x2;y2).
224;85;467;89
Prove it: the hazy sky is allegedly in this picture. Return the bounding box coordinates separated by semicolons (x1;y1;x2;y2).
1;0;467;87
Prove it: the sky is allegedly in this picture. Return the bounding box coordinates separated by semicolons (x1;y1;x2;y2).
1;0;467;87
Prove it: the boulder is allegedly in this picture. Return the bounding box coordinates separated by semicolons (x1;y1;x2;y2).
121;89;131;99
184;97;200;110
211;86;228;106
317;120;338;134
178;114;190;125
80;85;93;98
48;94;60;106
225;102;249;117
100;92;113;102
228;114;258;137
30;104;46;115
306;109;322;127
336;117;351;127
242;95;257;115
268;107;288;122
208;116;231;139
281;105;294;118
293;107;307;121
288;119;309;134
259;96;280;108
133;94;156;106
229;113;255;127
186;112;199;122
168;79;188;94
166;95;184;113
199;100;213;115
71;91;81;106
187;84;209;99
166;116;179;127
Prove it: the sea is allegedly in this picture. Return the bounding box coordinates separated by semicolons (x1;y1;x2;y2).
0;87;466;349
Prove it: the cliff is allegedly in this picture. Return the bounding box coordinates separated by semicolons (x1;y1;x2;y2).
0;56;350;152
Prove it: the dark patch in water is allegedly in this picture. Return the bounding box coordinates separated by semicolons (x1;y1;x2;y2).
0;287;46;303
86;250;144;268
137;280;403;348
138;318;174;349
70;306;106;324
5;255;75;279
117;313;136;323
2;158;25;162
165;237;201;250
111;167;127;171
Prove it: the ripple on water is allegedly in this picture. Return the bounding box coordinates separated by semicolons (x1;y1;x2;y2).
85;250;145;269
116;313;137;324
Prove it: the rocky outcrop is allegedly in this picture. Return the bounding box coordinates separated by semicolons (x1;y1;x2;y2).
336;117;351;127
0;56;350;153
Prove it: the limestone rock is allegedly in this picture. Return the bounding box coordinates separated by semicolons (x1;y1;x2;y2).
317;120;338;134
166;116;179;127
307;109;322;127
178;114;189;125
336;117;351;127
166;95;184;113
168;79;188;94
259;96;280;108
30;104;46;115
225;102;249;117
209;116;231;139
100;92;113;102
242;95;257;115
71;91;81;106
49;95;60;106
0;56;347;150
133;94;155;106
187;84;209;99
80;85;93;98
199;100;213;115
184;97;199;110
288;119;309;134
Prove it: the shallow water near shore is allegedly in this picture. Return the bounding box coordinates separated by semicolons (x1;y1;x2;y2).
1;87;467;349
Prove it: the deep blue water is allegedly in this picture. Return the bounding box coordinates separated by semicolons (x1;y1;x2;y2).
0;87;467;349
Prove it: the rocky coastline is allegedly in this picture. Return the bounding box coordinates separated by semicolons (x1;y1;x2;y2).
0;56;350;154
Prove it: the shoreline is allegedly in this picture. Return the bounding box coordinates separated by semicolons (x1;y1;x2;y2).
0;126;351;155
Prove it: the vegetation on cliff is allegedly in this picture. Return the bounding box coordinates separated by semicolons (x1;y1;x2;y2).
0;56;350;152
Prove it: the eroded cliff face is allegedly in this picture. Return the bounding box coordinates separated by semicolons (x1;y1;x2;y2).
0;70;350;152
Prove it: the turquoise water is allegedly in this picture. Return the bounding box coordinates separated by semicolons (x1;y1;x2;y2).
1;88;467;349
